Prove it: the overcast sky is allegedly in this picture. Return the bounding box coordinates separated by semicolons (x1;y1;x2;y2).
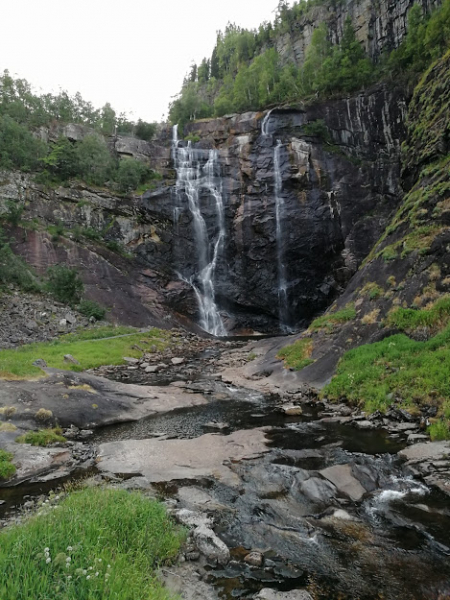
0;0;292;123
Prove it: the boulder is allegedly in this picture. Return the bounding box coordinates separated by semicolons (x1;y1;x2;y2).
193;524;230;565
320;464;367;502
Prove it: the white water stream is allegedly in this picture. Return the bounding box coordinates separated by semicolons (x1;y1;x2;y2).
172;125;227;336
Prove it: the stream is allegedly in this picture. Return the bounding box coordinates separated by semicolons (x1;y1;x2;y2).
2;343;450;600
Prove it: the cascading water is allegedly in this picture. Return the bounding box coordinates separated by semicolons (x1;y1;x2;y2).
172;126;227;336
261;112;290;331
274;140;289;330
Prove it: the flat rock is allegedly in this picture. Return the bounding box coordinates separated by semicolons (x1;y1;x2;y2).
299;477;336;503
320;464;367;502
255;589;313;600
98;428;270;485
0;370;208;429
171;357;185;365
399;441;450;463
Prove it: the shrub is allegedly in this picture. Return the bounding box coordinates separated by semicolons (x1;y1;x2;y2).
134;119;157;141
46;265;83;305
78;299;106;321
16;428;66;447
0;450;15;480
0;227;41;292
116;158;152;194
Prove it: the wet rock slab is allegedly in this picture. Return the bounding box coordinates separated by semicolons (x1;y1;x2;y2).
97;428;270;484
0;369;208;429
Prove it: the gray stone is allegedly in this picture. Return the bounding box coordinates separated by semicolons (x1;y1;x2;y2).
299;477;336;503
123;357;139;364
320;464;367;502
63;354;80;365
145;365;159;373
171;357;185;365
32;359;47;368
255;589;313;600
193;524;230;565
244;551;264;567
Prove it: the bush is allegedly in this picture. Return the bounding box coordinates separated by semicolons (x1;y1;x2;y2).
78;299;106;321
16;428;66;447
46;265;83;305
116;158;152;193
0;450;16;480
0;227;41;292
0;115;48;171
134;119;157;141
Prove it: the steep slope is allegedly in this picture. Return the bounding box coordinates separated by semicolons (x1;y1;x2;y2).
275;50;450;432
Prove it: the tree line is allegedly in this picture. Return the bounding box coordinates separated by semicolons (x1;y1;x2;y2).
169;0;450;132
0;71;160;193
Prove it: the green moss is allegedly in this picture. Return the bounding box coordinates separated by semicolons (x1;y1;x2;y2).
277;338;314;371
310;304;356;332
16;428;66;447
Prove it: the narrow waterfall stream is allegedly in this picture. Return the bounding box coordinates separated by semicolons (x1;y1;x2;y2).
262;113;290;331
172;125;227;336
274;140;289;330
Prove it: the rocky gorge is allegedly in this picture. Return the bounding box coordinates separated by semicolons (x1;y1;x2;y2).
1;0;450;598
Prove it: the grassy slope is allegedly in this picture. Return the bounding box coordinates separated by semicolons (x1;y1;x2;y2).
0;326;170;379
278;52;450;439
0;487;184;600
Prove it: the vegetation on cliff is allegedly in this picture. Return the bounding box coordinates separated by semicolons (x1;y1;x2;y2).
0;70;159;193
317;48;450;439
169;0;450;132
0;487;184;600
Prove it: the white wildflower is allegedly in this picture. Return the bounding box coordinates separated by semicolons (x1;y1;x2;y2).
46;558;51;564
86;575;91;580
44;547;49;552
67;546;73;552
66;557;71;563
95;572;99;577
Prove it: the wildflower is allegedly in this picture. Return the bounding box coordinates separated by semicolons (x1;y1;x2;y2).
83;570;87;575
89;566;93;570
67;576;72;580
46;558;51;564
67;546;73;552
66;557;71;563
107;564;111;569
98;558;102;562
95;572;99;577
86;575;91;580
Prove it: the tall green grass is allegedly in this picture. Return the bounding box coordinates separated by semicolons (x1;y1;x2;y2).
0;327;169;379
0;487;184;600
325;324;450;426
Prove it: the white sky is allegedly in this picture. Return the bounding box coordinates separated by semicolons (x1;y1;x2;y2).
0;0;291;123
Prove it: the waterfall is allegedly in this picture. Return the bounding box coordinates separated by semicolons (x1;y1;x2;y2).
172;127;227;337
274;140;289;330
262;112;290;331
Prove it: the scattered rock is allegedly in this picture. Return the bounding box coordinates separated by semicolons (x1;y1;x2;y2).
255;589;313;600
320;464;367;502
299;477;337;503
123;357;139;365
32;359;47;368
171;357;185;365
244;551;264;567
64;354;80;365
193;524;230;565
282;404;303;416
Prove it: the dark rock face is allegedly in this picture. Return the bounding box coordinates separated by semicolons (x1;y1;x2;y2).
137;86;405;332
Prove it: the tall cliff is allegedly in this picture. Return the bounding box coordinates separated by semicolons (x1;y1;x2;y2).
275;0;442;66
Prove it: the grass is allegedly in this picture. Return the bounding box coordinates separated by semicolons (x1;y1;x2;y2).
0;449;16;480
310;304;356;332
16;428;66;447
387;296;450;333
0;326;170;379
0;487;184;600
277;338;314;371
428;420;450;441
360;282;383;300
324;323;450;416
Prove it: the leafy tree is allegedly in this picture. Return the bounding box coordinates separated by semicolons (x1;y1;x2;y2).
42;137;79;181
101;102;116;135
46;265;83;305
134;119;157;141
0;115;47;171
116;158;152;193
76;135;115;186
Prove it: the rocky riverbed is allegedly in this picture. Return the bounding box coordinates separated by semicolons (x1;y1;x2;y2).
1;334;450;600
